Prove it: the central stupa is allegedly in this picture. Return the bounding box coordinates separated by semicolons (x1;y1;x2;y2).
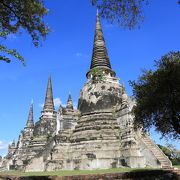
0;11;172;172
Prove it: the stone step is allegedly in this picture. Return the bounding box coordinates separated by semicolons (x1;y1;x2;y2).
152;153;164;156
161;164;171;166
159;160;170;163
156;158;168;161
160;161;169;164
160;162;171;164
157;158;168;161
160;161;171;164
153;153;164;155
142;134;172;168
161;161;170;165
155;154;166;157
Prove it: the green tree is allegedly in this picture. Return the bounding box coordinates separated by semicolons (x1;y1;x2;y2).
1;1;180;64
130;52;180;139
158;144;180;165
91;0;180;29
0;0;49;64
91;0;145;29
157;144;172;160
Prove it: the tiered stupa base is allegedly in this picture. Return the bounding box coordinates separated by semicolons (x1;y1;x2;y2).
45;112;122;171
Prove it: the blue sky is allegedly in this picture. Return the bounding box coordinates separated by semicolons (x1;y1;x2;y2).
0;0;180;156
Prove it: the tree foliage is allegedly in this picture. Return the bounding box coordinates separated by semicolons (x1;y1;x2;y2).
158;144;180;165
130;52;180;139
91;0;146;29
1;1;180;64
91;0;180;29
0;0;49;64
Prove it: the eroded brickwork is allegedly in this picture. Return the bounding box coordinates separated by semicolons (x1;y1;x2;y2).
0;11;172;172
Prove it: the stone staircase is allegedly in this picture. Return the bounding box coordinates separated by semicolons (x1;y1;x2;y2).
141;133;172;168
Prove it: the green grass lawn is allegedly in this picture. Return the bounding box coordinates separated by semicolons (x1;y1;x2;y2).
0;167;160;177
173;165;180;168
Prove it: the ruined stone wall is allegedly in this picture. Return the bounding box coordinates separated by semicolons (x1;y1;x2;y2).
33;112;57;137
44;139;122;171
78;77;123;115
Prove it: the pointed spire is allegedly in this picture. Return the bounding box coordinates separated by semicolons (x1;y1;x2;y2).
90;9;112;70
12;139;15;147
96;8;99;16
43;76;55;111
66;92;73;110
26;103;34;128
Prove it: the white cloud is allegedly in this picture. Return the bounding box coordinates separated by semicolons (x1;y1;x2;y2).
73;102;78;109
54;98;77;109
104;23;114;29
54;98;62;108
38;103;44;108
75;52;89;58
0;141;9;150
7;34;17;40
39;98;64;109
75;52;83;57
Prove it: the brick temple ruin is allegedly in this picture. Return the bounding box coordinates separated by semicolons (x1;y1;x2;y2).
0;11;172;172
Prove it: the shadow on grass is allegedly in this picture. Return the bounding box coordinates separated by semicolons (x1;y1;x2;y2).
0;168;179;180
121;169;179;180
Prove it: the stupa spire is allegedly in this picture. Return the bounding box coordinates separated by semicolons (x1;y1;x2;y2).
90;9;112;70
12;139;15;146
43;76;55;111
26;103;34;128
66;92;73;110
